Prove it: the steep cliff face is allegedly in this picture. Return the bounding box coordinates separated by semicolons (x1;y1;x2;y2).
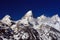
0;10;60;40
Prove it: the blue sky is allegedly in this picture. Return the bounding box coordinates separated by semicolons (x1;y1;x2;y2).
0;0;60;20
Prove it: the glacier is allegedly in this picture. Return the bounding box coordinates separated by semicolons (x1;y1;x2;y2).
0;10;60;40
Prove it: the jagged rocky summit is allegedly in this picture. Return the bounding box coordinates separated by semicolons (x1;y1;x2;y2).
0;10;60;40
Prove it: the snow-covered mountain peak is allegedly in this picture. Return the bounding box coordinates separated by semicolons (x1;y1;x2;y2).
1;15;12;26
22;10;33;19
0;11;60;40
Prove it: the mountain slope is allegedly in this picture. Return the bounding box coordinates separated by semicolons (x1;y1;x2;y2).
0;10;60;40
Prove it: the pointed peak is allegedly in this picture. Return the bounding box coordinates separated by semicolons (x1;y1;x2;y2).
1;15;12;26
40;15;46;19
37;15;47;21
24;10;33;17
2;15;11;20
3;15;11;19
21;10;33;20
52;14;59;17
51;14;59;18
40;15;45;17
